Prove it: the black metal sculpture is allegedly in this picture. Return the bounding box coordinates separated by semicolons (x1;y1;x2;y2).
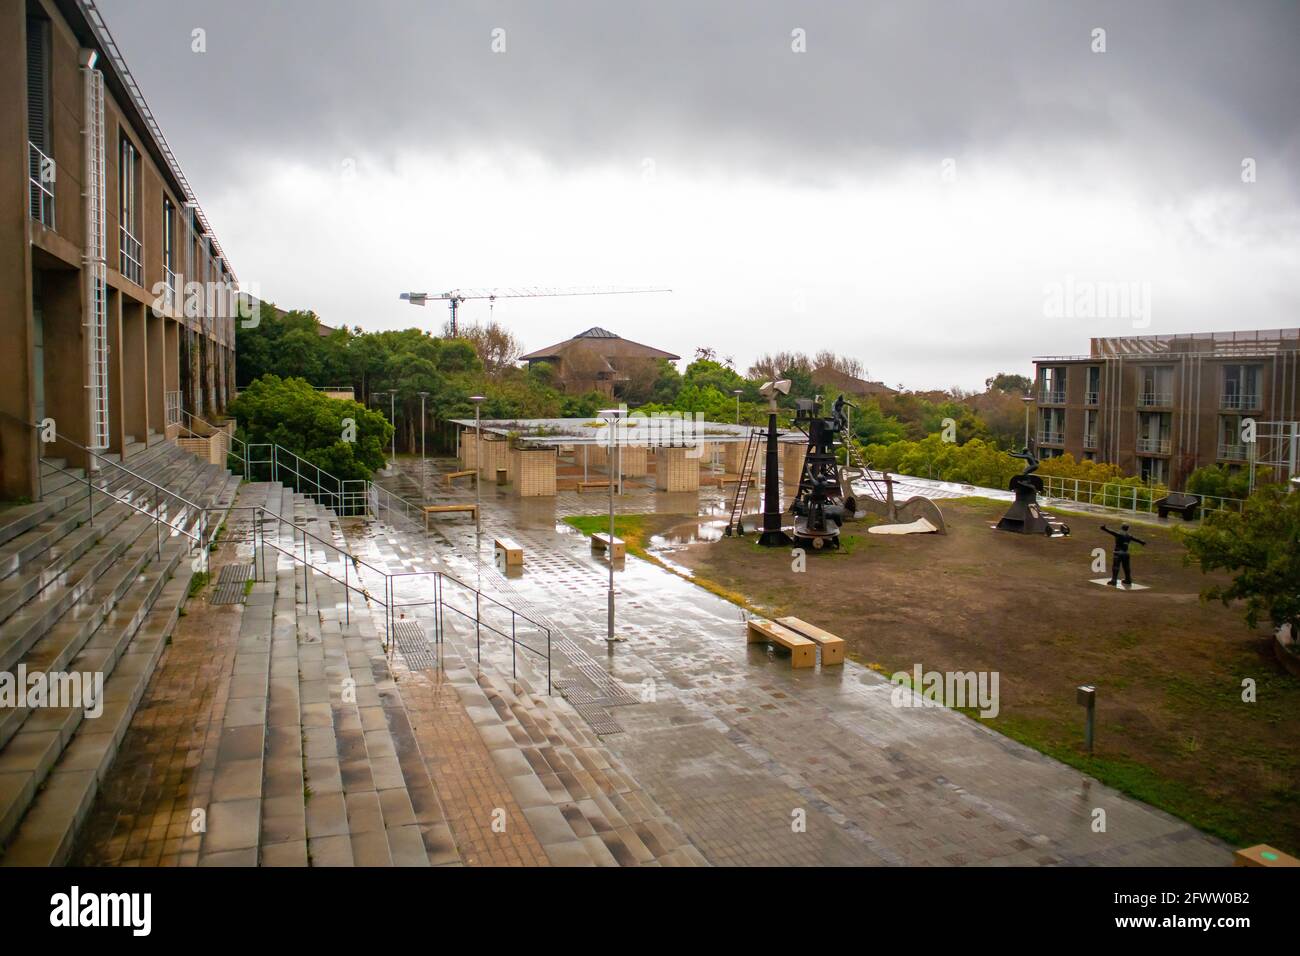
993;445;1070;536
1100;523;1145;587
788;396;854;550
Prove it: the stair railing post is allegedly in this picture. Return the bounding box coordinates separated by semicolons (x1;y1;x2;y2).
475;590;481;664
86;463;94;526
155;484;162;559
546;628;552;696
343;554;350;627
511;611;517;680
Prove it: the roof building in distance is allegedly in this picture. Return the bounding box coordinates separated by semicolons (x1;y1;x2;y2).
519;327;680;397
810;365;899;400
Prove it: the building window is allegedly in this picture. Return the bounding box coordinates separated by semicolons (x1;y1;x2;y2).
1085;366;1100;405
1218;415;1247;461
1083;409;1098;448
1221;365;1260;410
26;16;54;227
1139;456;1167;484
1138;366;1173;407
163;196;176;308
1037;408;1064;445
1039;367;1066;404
1137;411;1171;455
119;133;142;284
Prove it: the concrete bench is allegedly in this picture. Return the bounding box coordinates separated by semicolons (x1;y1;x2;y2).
746;619;815;669
777;616;846;666
1234;844;1300;867
591;532;626;559
444;469;476;487
422;503;477;530
577;479;611;492
496;467;508;485
494;537;523;567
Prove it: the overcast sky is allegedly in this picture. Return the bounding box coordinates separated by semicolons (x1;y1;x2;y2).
101;0;1299;390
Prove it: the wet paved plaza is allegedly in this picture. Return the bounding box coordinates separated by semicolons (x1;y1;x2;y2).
352;463;1230;866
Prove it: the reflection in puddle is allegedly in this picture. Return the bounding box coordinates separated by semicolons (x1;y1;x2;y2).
649;518;728;551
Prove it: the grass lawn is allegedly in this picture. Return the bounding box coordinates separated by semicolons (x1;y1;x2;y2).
570;500;1300;853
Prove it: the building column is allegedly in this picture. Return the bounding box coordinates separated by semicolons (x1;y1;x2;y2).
106;289;125;456
121;298;149;452
146;307;164;438
38;270;90;471
654;446;700;492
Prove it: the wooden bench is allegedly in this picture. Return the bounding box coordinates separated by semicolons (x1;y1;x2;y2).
444;469;476;487
494;537;523;567
746;619;815;669
776;616;846;666
591;532;626;559
422;503;477;530
577;479;611;492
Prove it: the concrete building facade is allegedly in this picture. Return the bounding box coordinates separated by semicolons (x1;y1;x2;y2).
1032;329;1300;488
1;0;237;502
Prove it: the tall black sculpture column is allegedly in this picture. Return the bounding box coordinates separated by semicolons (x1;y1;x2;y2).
759;403;791;547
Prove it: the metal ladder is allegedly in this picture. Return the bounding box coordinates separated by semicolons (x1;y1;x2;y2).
724;429;762;536
82;65;110;452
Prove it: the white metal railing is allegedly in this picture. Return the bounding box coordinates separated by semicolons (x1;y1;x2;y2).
165;390;182;426
1084;390;1098;405
1037;430;1064;445
1138;392;1173;407
1220;392;1259;410
119;224;143;284
1217;443;1247;461
1039;389;1065;404
1039;475;1244;516
1136;437;1171;454
1083;432;1098;448
28;141;55;228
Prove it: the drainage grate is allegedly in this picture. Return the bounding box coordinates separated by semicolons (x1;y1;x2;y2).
555;638;638;706
554;678;601;706
211;563;253;605
393;620;437;670
569;701;624;736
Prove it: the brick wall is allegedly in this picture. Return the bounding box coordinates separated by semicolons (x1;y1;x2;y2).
515;448;557;497
654;447;700;492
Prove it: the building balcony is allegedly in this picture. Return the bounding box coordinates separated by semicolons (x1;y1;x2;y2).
1037;430;1064;446
1136;437;1171;455
1217;443;1247;462
1084;391;1098;406
28;142;55;229
1083;432;1098;449
1220;392;1260;411
1137;392;1173;408
119;226;143;285
1039;389;1065;405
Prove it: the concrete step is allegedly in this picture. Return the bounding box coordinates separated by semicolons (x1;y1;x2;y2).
0;454;212;673
0;572;191;866
0;460;227;751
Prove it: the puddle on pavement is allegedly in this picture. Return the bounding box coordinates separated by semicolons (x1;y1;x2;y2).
648;518;728;551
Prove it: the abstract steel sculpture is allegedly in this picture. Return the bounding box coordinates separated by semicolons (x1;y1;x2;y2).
1100;523;1146;587
788;396;855;550
993;445;1070;536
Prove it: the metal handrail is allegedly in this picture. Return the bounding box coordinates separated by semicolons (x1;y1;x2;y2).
1039;474;1244;515
37;457;204;565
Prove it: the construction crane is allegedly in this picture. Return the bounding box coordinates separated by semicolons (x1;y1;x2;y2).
399;286;671;336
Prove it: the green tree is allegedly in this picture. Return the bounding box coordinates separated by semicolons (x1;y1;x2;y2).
1184;484;1300;644
229;375;392;481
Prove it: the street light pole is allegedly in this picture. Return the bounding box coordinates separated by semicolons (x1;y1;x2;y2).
599;407;625;643
733;389;742;425
470;395;485;536
390;392;397;467
418;391;429;500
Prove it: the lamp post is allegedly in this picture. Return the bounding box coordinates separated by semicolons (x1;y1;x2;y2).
470;395;485;535
733;389;743;425
418;391;429;500
598;407;626;643
1022;394;1034;448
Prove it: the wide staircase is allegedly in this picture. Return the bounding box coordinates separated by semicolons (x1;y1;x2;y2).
0;437;238;865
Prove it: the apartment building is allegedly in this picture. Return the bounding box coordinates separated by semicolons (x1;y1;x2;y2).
1031;329;1300;488
1;0;238;502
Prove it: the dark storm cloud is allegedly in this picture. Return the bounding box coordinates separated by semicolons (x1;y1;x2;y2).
101;0;1300;196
